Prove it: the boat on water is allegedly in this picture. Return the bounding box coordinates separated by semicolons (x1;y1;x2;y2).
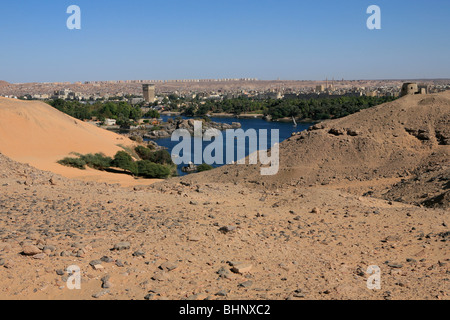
292;116;297;127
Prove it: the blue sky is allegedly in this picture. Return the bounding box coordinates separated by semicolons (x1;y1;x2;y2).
0;0;449;83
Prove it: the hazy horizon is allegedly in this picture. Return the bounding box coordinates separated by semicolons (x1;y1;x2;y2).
1;0;449;83
4;77;450;85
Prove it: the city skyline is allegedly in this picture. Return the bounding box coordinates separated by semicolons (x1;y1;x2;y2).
1;0;449;83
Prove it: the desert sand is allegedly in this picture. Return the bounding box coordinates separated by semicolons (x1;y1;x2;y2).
0;93;448;300
0;97;159;187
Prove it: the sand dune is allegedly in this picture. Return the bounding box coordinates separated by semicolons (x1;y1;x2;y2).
0;97;156;186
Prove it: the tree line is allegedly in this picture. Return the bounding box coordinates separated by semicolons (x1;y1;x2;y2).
175;95;397;120
48;99;143;126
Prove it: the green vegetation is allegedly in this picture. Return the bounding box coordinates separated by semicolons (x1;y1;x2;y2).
47;99;143;123
57;157;87;170
135;146;173;165
264;96;397;120
144;109;160;119
49;95;396;124
112;151;138;175
175;96;397;120
197;163;214;172
136;161;171;179
57;153;112;170
58;147;176;179
79;153;113;170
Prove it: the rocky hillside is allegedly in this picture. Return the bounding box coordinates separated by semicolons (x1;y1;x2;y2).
171;92;450;208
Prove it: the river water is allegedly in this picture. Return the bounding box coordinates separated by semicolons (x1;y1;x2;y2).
145;115;313;176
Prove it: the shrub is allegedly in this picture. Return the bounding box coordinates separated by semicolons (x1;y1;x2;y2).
135;146;153;160
112;151;138;175
137;161;171;179
149;149;173;165
57;157;87;170
135;147;174;165
144;109;160;119
79;153;112;170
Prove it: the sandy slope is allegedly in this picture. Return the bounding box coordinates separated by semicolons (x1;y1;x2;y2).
0;97;157;186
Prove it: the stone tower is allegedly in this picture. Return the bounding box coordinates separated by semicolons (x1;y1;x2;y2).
400;83;419;97
142;84;155;103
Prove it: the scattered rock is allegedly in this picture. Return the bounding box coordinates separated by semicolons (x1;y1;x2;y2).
100;256;114;263
217;267;231;278
113;242;131;251
216;290;228;297
32;253;46;260
115;260;124;268
238;281;253;288
101;275;113;289
159;261;178;272
292;289;306;298
186;293;208;300
132;250;145;257
386;262;403;269
231;264;253;274
144;293;155;300
92;290;110;299
219;226;236;234
152;271;170;281
89;260;103;267
22;245;41;256
43;245;56;252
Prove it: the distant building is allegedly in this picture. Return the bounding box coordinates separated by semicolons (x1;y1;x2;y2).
400;83;429;97
142;84;156;103
104;119;117;126
267;92;282;100
129;97;145;105
365;91;378;97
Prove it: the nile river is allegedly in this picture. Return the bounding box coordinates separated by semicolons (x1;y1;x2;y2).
145;115;313;176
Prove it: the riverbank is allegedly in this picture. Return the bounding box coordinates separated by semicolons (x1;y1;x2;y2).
273;117;321;123
115;118;242;140
161;111;264;119
161;111;319;124
210;112;264;119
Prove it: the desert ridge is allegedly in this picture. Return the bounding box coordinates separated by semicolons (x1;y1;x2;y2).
174;92;450;209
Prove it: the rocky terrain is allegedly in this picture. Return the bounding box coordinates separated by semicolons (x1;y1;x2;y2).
0;152;448;300
142;118;242;140
0;92;448;300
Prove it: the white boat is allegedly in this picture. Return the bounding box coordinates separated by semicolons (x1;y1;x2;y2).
292;116;297;127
